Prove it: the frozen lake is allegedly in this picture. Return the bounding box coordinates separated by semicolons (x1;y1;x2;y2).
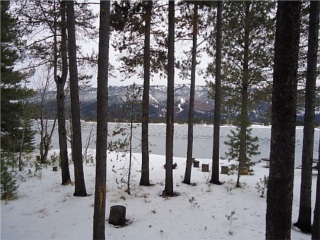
35;121;319;167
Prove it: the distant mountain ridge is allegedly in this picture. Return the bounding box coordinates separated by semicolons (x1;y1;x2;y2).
29;84;319;124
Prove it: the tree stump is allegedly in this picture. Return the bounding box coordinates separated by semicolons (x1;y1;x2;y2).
109;205;126;226
193;160;199;168
221;166;229;174
202;164;209;172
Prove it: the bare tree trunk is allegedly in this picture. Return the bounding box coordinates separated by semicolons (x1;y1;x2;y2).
266;2;301;239
128;100;134;195
56;0;71;185
295;0;319;234
18;101;27;171
93;1;110;239
312;131;320;239
164;0;175;196
140;0;152;187
66;0;87;197
210;1;222;185
183;2;198;185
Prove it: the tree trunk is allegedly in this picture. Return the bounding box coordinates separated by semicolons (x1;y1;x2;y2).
183;2;198;185
295;0;319;234
210;1;222;185
164;0;175;196
127;98;134;195
93;1;110;239
57;1;71;185
312;131;320;239
140;1;152;187
266;2;301;239
236;2;250;188
66;0;87;197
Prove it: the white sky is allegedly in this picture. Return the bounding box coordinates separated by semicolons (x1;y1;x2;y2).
80;1;210;88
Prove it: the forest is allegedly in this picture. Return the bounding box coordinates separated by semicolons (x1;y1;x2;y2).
1;1;319;240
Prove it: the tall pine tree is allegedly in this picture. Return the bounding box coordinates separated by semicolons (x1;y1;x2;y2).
213;1;275;187
1;1;35;154
294;0;319;234
266;2;301;239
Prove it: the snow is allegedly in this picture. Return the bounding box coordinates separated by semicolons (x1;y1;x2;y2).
1;149;317;240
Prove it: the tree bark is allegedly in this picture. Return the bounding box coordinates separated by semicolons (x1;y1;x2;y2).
266;2;301;239
183;2;198;185
210;1;222;185
164;0;175;196
312;131;320;239
66;0;87;197
93;1;110;239
236;2;250;188
108;205;126;226
57;0;71;185
295;0;319;234
140;1;152;187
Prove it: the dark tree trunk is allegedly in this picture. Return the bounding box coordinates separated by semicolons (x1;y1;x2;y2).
266;2;301;239
236;2;250;188
183;2;198;185
295;0;319;234
140;1;152;187
311;2;320;239
66;0;87;197
57;1;71;185
312;131;320;239
210;1;222;185
93;1;110;239
164;0;175;196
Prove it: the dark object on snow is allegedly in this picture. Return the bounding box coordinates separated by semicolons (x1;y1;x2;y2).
109;205;126;226
193;159;199;168
221;166;229;175
202;164;209;172
164;162;177;169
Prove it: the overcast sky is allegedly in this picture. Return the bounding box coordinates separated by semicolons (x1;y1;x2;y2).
81;2;210;88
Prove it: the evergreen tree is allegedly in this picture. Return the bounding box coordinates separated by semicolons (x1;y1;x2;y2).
57;0;71;185
1;1;35;154
111;1;167;186
14;0;96;185
294;1;319;234
182;1;198;185
210;1;275;187
312;131;320;239
93;1;110;238
140;1;152;186
66;0;87;197
210;1;222;185
266;2;301;239
164;0;175;196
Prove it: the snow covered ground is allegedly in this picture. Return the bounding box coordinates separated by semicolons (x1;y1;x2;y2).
1;149;318;240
